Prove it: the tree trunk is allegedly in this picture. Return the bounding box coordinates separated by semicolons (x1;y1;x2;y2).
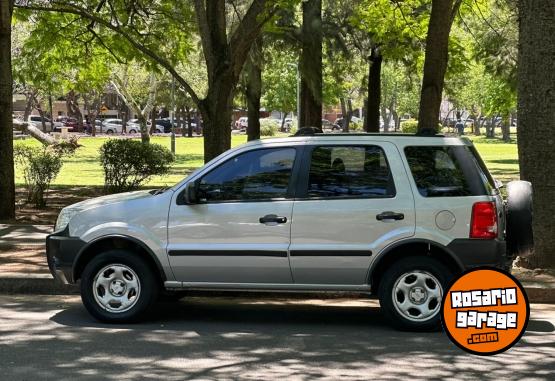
340;97;349;132
299;0;322;129
66;90;84;132
23;91;34;120
0;0;14;220
381;105;391;132
48;95;53;121
33;95;48;133
185;106;193;138
473;111;481;136
365;48;382;133
417;0;461;133
139;114;150;144
150;106;157;135
392;109;400;132
501;115;510;142
19;123;57;145
199;84;233;163
246;38;262;141
517;0;555;268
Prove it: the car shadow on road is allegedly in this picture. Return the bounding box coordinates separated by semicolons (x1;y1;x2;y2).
51;297;396;333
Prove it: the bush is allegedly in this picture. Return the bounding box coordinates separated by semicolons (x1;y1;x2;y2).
260;119;278;136
14;144;63;207
100;139;174;193
401;119;418;133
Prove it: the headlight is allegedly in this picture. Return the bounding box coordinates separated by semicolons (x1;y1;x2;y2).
55;208;79;232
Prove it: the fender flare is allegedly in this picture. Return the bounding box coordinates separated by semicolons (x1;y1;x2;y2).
367;238;465;284
72;234;167;282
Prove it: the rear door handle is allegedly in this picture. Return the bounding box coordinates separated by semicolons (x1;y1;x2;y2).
376;211;405;221
259;214;288;224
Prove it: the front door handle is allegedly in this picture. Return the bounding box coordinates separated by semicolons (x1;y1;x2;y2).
376;211;405;221
259;214;288;224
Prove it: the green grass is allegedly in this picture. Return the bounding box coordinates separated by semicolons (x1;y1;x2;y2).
14;135;250;187
14;133;520;188
467;135;520;183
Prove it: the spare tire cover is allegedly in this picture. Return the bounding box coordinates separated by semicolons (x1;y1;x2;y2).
506;181;534;257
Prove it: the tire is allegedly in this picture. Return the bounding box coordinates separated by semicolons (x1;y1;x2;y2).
128;129;137;134
378;257;453;331
80;250;160;323
106;129;114;135
506;180;534;258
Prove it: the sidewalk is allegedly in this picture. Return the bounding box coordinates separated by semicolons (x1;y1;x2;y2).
1;224;554;301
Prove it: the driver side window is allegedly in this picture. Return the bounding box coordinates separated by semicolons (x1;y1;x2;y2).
197;148;296;202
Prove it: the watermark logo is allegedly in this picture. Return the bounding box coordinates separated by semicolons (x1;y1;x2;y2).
441;267;529;355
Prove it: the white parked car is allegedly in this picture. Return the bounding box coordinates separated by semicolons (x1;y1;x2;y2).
234;116;248;129
102;119;124;134
27;115;62;132
47;130;532;330
127;119;165;134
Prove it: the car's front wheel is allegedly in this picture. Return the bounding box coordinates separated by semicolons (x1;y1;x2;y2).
80;250;159;323
378;257;453;331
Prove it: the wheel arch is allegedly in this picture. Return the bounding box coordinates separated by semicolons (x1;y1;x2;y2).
368;239;464;295
73;235;166;285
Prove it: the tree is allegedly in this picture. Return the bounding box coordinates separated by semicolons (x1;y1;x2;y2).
0;0;15;220
299;0;323;128
111;64;158;144
517;0;555;268
262;46;297;129
417;0;462;133
18;0;284;162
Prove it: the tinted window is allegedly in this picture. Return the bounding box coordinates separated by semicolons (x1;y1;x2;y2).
405;146;488;197
307;146;395;198
198;148;296;202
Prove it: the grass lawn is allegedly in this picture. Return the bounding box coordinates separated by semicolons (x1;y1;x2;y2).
14;133;520;189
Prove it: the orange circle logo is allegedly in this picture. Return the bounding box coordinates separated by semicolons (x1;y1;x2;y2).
441;267;529;355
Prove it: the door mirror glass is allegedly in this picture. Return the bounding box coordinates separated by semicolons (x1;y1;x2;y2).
181;181;198;204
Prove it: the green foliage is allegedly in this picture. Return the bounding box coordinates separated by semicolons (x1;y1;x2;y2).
260;119;279;136
14;144;64;207
400;119;418;133
262;46;298;114
100;139;175;193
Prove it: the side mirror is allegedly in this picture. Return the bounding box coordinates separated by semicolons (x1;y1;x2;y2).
494;179;504;189
180;181;198;204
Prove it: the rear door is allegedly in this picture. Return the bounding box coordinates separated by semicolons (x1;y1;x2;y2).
289;142;415;285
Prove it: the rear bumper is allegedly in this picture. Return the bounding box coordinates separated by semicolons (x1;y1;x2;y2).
447;238;510;271
46;227;86;284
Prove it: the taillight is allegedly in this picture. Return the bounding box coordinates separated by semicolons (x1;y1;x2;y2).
470;202;498;239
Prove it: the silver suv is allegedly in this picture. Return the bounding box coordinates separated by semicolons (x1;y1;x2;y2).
46;132;532;330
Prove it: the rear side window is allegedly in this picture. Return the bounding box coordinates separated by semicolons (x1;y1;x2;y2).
405;146;488;197
307;145;395;198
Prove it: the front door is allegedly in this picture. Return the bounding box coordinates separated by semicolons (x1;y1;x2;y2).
168;147;299;284
289;143;415;285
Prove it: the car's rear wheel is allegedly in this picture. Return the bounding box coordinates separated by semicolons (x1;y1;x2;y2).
128;129;137;134
106;129;114;135
378;257;453;331
80;250;159;323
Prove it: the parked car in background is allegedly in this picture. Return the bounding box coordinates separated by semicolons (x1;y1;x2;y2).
27;115;62;132
235;117;248;130
102;119;124;134
126;119;166;134
55;116;79;132
155;119;175;133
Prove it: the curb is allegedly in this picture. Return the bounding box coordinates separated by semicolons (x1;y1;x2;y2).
0;277;553;303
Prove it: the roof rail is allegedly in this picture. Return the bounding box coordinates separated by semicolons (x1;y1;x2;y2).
290;129;445;138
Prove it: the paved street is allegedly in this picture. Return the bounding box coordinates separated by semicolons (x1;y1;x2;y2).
0;295;554;380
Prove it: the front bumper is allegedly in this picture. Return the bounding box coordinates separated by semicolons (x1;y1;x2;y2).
46;227;86;284
447;238;511;271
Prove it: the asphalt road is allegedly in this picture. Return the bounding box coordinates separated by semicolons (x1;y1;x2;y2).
0;295;554;380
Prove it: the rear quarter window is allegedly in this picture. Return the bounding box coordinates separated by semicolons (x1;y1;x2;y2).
404;146;488;197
